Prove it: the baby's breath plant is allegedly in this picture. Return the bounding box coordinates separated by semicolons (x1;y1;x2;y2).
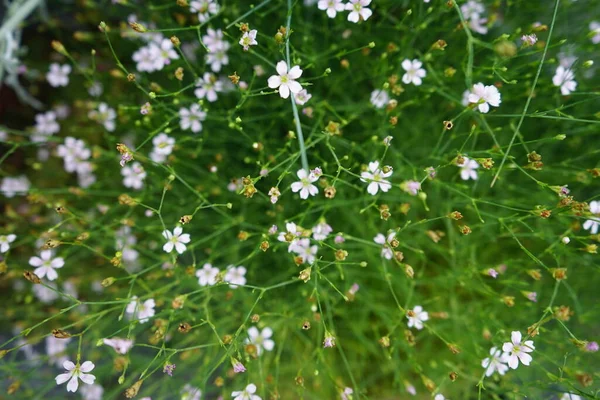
1;0;599;399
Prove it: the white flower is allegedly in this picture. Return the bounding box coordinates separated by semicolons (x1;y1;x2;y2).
406;305;429;330
34;283;59;304
34;111;60;138
179;104;207;133
374;231;396;259
202;28;225;52
291;168;319;199
360;161;392;195
57;137;91;174
458;157;479;181
162;226;191;254
318;0;344;18
46;63;71;87
0;234;16;253
152;38;179;70
468;14;488;34
552;66;577;96
481;347;510;376
402;180;421;196
102;337;134;354
232;383;262;400
293;238;318;264
194;72;223;102
468;83;501;113
268;61;303;99
196;263;219;286
345;0;372;23
121;162;146;190
590;21;600;44
29;250;64;281
181;384;202;400
401;59;426;86
224;265;247;288
502;331;535;369
460;0;485;19
583;201;600;234
277;222;302;252
126;297;156;323
55;360;96;393
434;395;446;400
239;29;258;51
206;45;230;72
246;326;274;356
190;0;219;23
294;89;312;105
133;45;160;72
152;133;175;156
80;383;104;400
560;394;582;400
370;89;390;109
89;103;116;131
46;336;71;366
312;222;333;241
88;81;103;97
340;387;354;400
1;176;30;197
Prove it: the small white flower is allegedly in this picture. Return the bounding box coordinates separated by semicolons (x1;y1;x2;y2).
268;61;303;99
88;81;103;97
345;0;372;23
401;59;426;86
179;104;207;133
232;383;262;400
34;111;60;138
291;169;319;199
481;347;510;376
121;162;146;190
46;336;71;366
202;28;225;52
88;103;116;131
29;250;64;281
80;383;104;400
360;161;392;195
102;338;134;354
468;83;501;113
239;29;258;51
560;394;582;400
312;222;333;241
245;326;274;356
434;395;447;400
133;45;160;72
196;263;219;286
521;34;538;47
552;66;577;96
162;226;191;254
57;137;92;174
318;0;344;18
0;234;16;253
194;72;223;102
458;157;479;181
502;331;535;369
277;222;302;252
374;231;396;259
190;0;219;23
224;265;247;288
47;63;71;87
34;283;59;304
126;297;156;323
460;0;485;19
152;38;179;70
590;21;600;44
152;133;175;156
583;201;600;234
294;89;312;105
370;89;390;109
55;360;96;393
293;238;318;264
402;180;421;196
206;45;230;72
406;305;429;330
1;176;30;198
181;384;202;400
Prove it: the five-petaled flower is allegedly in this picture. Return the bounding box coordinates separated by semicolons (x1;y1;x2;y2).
406;305;429;330
318;0;345;18
196;263;219;286
468;83;501;113
291;169;319;199
481;346;510;376
583;201;600;234
0;234;16;253
245;326;275;356
102;337;134;354
29;250;64;281
268;61;303;99
552;66;577;96
224;265;247;288
345;0;372;23
162;226;191;254
55;360;96;393
502;331;535;369
239;29;258;51
47;63;72;87
458;157;479;181
126;297;156;323
232;383;262;400
401;59;426;86
361;161;393;195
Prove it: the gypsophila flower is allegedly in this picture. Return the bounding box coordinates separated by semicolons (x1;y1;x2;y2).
361;161;392;195
294;89;312;105
590;21;600;44
88;81;103;97
552;66;577;96
468;83;501;113
34;283;59;304
55;360;96;393
407;305;429;330
334;234;344;243
232;383;261;400
312;222;333;240
318;0;345;18
190;0;219;23
34;111;60;139
345;0;372;23
239;29;258;51
585;341;599;352
206;43;230;72
29;250;64;281
80;383;104;400
0;234;16;253
224;265;247;288
163;363;176;376
481;347;510;376
232;359;246;373
370;89;390;109
268;61;303;99
46;336;71;366
179;104;207;133
150;132;175;163
162;226;191;254
502;331;535;369
402;180;421;196
406;384;417;396
293;238;318;264
374;231;396;259
434;395;447;400
153;38;179;69
202;28;225;51
458;157;479;181
401;59;426;86
268;187;281;204
1;176;30;198
88;103;116;131
583;201;600;234
521;34;538;46
102;337;134;354
196;263;219;286
121;162;146;189
195;72;223;102
46;63;71;87
560;394;582;400
487;268;498;278
246;326;274;355
460;0;488;34
340;387;353;400
126;297;156;323
291;168;319;199
133;45;160;72
277;222;302;252
57;137;92;174
181;384;202;400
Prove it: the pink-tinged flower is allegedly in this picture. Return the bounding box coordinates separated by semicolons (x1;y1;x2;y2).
481;346;510;376
590;21;600;44
29;250;64;281
224;265;247;288
348;283;360;295
334;235;345;244
318;0;345;18
373;231;396;260
102;337;134;354
502;331;535;369
232;359;246;373
267;61;303;99
323;333;336;348
268;225;278;235
402;180;421;196
468;83;501;113
163;362;176;376
291;169;319;199
458;157;479;181
179;104;207;133
360;161;393;195
345;0;372;23
552;66;577;96
47;63;71;87
232;383;261;400
126;297;156;323
312;222;332;240
406;305;429;330
401;59;426;86
246;326;274;355
521;33;537;46
239;29;258;51
162;226;191;254
293;238;318;264
196;263;219;286
585;341;599;352
294;89;312;105
340;387;353;400
55;360;96;393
